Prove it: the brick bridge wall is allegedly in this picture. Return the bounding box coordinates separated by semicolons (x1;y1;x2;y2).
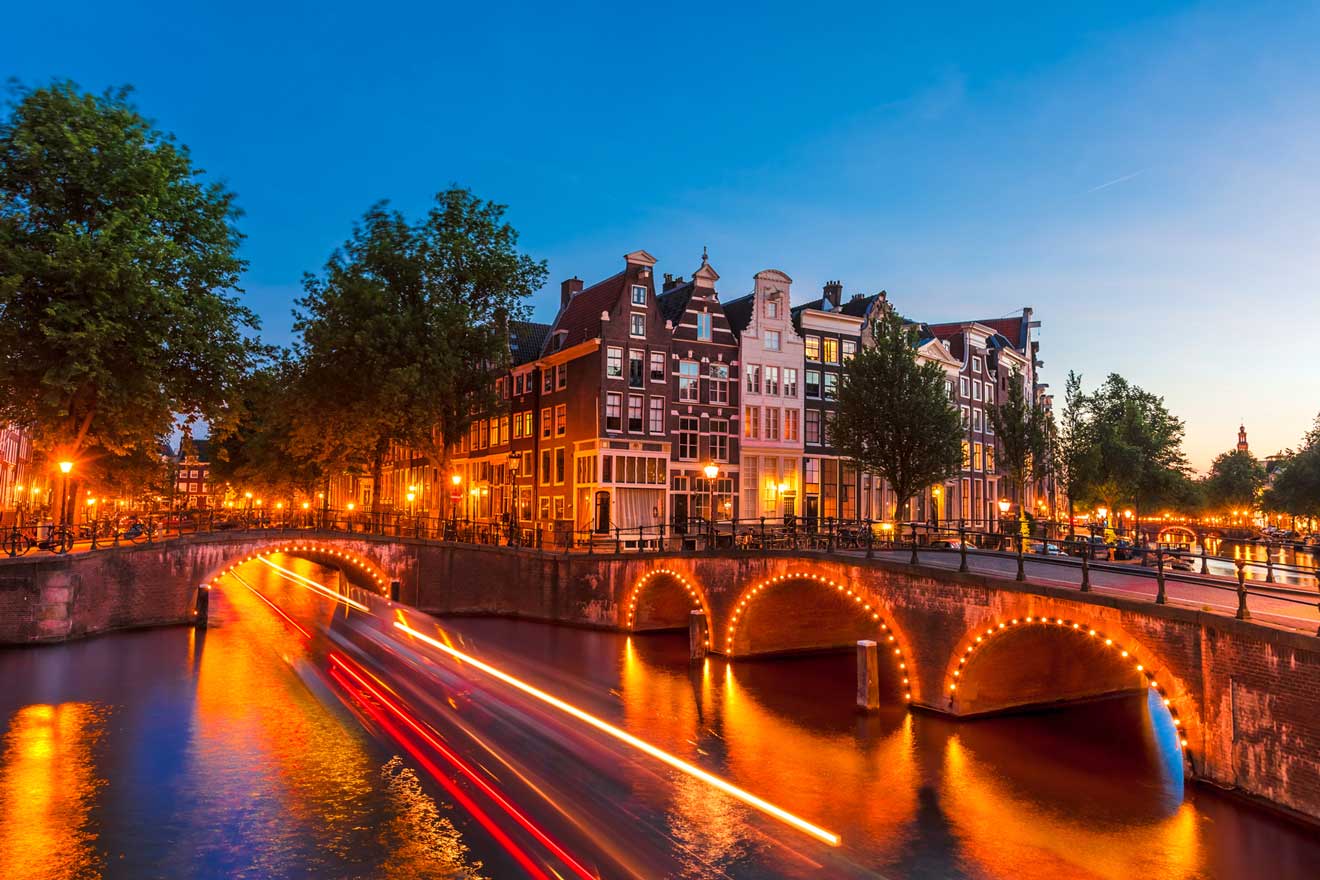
2;538;1317;823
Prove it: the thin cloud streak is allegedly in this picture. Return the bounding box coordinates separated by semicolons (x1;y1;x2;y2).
1086;169;1146;193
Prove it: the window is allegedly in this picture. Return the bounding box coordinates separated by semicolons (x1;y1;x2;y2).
985;412;994;435
766;298;779;318
973;380;982;402
986;446;996;473
541;407;552;438
679;417;699;460
764;366;779;396
764;329;781;351
697;312;712;341
679;360;699;401
822;337;839;363
626;395;644;432
710;419;729;462
540;449;552;485
479;419;489;448
783;368;798;397
744;405;760;439
972;356;983;374
946;379;954;398
555;404;567;436
650;351;665;382
543;369;554;393
746;364;761;394
805;409;821;445
805;335;820;361
607;347;623;379
556;363;567;390
822;372;838;400
540;496;551;520
709;363;729;404
631;284;647;306
555;448;566;484
823;410;836;445
973;442;983;472
984;385;994;406
630;313;645;337
499;415;510;445
649;396;664;433
628;350;644;388
785;408;800;441
961;441;971;469
765;407;781;441
842;340;856;361
605;393;622;431
972;408;982;432
961;405;970;428
959;376;969;397
805;370;821;398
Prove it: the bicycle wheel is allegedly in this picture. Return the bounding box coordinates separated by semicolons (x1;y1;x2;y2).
54;529;75;554
2;530;27;557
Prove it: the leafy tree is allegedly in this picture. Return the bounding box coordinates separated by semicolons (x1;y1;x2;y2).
989;366;1051;517
1202;448;1266;514
832;306;964;518
1263;414;1320;524
293;188;546;512
0;82;261;487
1055;371;1096;534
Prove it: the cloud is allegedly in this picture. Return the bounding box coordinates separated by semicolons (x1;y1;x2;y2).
1085;169;1145;194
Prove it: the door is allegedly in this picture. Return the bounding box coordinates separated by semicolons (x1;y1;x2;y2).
594;491;611;534
672;494;689;535
804;495;819;531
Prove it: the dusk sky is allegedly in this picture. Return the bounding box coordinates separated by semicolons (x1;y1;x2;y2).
6;1;1317;469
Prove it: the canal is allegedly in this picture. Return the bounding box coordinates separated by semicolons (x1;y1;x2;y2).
2;553;1317;879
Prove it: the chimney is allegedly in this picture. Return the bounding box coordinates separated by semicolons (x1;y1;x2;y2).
560;277;583;309
823;280;843;310
664;274;686;292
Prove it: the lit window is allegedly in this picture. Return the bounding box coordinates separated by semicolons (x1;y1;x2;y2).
805;335;820;360
744;405;760;439
555;404;567;436
822;337;839;363
842;340;856;361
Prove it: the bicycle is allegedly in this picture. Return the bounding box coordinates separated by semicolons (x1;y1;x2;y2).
2;524;74;556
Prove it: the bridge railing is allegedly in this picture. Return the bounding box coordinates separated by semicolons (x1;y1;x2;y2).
9;507;1318;632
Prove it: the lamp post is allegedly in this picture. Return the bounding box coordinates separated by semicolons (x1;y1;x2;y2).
932;485;942;529
997;497;1010;536
507;452;521;545
703;463;720;547
58;460;74;528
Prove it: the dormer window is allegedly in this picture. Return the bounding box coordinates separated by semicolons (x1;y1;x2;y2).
766;298;779;319
631;285;647;306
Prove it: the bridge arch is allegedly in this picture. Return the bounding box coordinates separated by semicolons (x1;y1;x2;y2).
206;539;392;595
1157;525;1198;544
723;571;916;704
944;614;1198;770
624;567;711;638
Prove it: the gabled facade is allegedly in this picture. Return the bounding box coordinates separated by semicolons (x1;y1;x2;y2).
725;269;805;521
657;253;740;526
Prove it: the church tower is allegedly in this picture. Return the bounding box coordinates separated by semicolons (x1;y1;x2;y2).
1237;424;1249;453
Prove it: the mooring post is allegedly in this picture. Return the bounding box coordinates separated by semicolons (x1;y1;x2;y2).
1080;547;1091;592
1016;533;1026;581
194;583;210;628
856;640;880;710
958;519;969;573
1155;549;1167;604
1235;559;1251;620
389;580;400;603
688;610;708;662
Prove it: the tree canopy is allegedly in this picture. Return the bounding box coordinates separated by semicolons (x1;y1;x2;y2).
1263;414;1320;521
1202;448;1265;514
0;81;261;472
831;306;964;517
292;188;546;509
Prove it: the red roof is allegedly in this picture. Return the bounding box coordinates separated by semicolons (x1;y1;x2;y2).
926;317;1026;350
545;271;626;352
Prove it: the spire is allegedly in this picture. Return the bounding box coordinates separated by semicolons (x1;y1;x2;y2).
1237;423;1249;453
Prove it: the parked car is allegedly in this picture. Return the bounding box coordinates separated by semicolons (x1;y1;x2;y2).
1112;539;1137;561
929;539;965;550
1066;535;1110;559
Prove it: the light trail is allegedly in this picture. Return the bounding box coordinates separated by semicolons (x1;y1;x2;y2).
254;554;370;611
226;569;313;639
329;653;597;880
392;620;842;847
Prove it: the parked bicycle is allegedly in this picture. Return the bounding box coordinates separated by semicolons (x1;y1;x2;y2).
2;523;75;556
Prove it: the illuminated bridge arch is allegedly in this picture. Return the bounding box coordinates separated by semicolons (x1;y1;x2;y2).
207;540;391;595
624;567;711;636
1157;525;1199;544
724;571;915;704
944;614;1198;769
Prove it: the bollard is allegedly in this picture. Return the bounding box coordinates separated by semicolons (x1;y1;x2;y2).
688;610;708;662
856;640;880;710
389;580;400;603
958;521;969;573
1016;534;1026;581
194;584;210;628
910;524;919;566
1266;554;1275;584
1200;540;1209;575
1155;550;1167;604
1235;559;1251;620
1080;547;1091;592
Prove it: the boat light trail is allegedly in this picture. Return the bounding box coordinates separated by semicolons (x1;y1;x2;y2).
227;569;312;639
255;554;369;611
392;620;842;847
329;653;597;880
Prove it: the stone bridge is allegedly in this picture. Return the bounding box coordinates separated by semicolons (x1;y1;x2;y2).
2;533;1318;824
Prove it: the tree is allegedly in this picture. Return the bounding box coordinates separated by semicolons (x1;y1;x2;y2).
1055;371;1096;534
989;366;1051;517
1263;414;1320;525
292;188;546;512
832;306;964;519
0;82;261;480
1202;448;1266;515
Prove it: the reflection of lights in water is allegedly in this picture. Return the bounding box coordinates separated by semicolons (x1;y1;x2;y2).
393;620;841;846
254;555;369;611
0;702;107;880
378;757;488;880
941;729;1200;880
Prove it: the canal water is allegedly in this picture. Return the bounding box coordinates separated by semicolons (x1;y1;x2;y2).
1;554;1317;879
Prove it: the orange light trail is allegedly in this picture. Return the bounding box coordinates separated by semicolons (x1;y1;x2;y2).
392;620;842;847
255;554;369;611
227;569;312;639
329;653;597;880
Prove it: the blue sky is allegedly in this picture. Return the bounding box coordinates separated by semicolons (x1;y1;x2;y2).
6;1;1318;468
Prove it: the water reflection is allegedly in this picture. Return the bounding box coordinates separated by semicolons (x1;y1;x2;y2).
0;702;107;880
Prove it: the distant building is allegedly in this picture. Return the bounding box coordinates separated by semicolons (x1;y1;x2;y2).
0;424;37;523
173;432;214;509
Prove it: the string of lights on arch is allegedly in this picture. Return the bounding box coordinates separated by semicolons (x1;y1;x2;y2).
725;572;912;703
946;616;1189;752
213;542;389;594
624;568;711;648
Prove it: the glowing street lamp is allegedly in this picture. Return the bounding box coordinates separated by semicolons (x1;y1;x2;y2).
56;460;74;527
703;463;720;541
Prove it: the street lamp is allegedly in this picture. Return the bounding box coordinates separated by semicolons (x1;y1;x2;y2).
507;451;521;544
58;460;73;528
703;463;720;544
997;497;1011;536
932;485;942;527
